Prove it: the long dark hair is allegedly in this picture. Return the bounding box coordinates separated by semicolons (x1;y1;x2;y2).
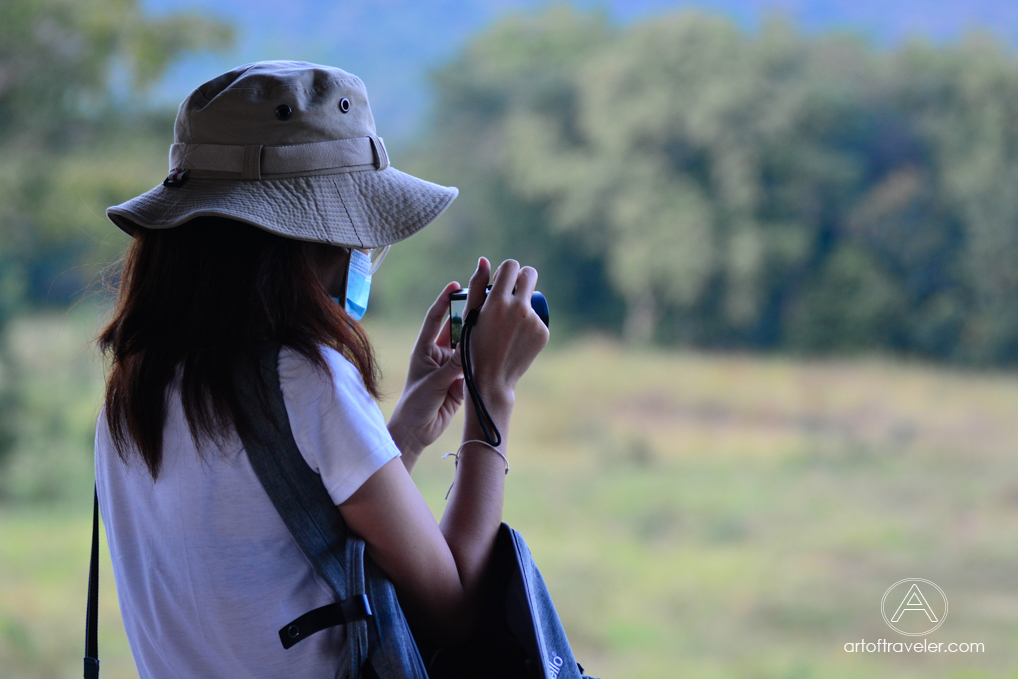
99;216;381;479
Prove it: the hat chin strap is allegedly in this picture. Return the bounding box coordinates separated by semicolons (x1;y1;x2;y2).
168;135;389;180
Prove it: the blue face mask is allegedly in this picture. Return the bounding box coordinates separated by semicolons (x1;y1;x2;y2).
342;248;372;321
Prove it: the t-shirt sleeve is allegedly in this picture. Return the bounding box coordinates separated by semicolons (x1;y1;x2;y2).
277;345;400;505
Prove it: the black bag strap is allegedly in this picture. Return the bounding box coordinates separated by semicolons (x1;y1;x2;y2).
279;595;372;649
84;485;100;679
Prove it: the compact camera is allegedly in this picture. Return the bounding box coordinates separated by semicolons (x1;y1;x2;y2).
449;287;549;348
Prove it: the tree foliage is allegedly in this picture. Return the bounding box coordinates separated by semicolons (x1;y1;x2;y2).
0;0;232;145
0;0;232;311
0;0;232;478
407;6;1018;363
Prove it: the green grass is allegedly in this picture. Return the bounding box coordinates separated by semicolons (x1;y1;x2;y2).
2;309;1018;678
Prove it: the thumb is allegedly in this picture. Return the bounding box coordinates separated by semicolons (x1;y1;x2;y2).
446;346;462;371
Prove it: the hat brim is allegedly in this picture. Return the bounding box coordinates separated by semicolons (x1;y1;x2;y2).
106;166;458;248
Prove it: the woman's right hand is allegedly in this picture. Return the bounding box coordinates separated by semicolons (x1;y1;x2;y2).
461;257;550;402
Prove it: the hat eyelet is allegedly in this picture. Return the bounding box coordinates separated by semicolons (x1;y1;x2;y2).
275;104;293;121
339;97;351;113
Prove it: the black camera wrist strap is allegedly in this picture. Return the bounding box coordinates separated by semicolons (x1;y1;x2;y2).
459;308;502;448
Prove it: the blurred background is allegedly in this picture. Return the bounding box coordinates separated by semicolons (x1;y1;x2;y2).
2;0;1018;677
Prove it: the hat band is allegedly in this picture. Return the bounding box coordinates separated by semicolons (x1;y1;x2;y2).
168;135;389;180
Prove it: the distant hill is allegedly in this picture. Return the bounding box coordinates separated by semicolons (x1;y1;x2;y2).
141;0;1018;142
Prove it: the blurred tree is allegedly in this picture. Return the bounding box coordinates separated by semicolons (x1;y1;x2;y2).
0;0;232;484
505;13;903;345
785;244;907;351
412;6;1018;364
0;0;231;146
892;36;1018;362
388;6;626;335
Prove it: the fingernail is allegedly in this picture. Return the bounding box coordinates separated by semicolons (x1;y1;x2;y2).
477;257;483;269
451;350;462;367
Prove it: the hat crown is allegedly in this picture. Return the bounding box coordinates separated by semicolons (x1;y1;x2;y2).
174;61;377;146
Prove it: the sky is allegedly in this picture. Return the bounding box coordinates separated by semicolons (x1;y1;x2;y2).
142;0;1018;143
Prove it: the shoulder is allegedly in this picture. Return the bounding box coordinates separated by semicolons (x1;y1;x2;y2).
276;344;387;440
277;345;368;401
276;345;399;505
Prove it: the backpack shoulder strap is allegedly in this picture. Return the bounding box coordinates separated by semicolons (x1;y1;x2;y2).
233;343;370;633
237;343;429;679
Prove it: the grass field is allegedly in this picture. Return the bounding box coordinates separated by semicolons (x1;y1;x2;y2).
2;308;1017;678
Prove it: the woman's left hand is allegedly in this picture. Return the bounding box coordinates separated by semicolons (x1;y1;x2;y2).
388;282;465;469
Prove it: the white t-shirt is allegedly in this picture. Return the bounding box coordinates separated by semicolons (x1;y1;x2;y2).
95;346;401;679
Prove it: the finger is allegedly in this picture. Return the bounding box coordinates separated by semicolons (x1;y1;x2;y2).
433;343;456;368
513;265;538;302
437;314;452;348
426;347;462;391
465;257;490;315
490;259;520;300
416;281;462;349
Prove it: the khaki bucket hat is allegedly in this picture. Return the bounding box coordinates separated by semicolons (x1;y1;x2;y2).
107;61;458;247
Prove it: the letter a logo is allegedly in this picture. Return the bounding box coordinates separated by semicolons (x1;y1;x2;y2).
890;583;938;623
881;578;948;636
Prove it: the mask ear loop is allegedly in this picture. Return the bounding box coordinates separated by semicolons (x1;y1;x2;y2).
459;307;502;448
368;244;391;274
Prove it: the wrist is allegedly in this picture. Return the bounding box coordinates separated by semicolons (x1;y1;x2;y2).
462;387;514;446
387;419;424;459
472;382;515;410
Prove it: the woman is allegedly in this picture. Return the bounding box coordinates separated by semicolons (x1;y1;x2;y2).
96;61;549;677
